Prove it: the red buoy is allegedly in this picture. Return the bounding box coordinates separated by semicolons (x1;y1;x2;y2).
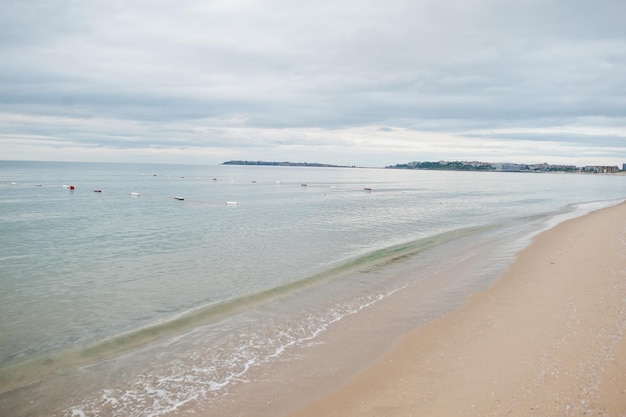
69;185;75;190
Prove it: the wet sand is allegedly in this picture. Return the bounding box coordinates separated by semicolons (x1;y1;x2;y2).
287;202;626;417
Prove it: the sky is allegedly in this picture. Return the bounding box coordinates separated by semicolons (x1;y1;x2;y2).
1;0;625;167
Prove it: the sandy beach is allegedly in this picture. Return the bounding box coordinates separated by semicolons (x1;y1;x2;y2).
287;202;626;417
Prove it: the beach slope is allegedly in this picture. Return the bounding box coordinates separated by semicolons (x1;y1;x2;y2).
288;203;626;417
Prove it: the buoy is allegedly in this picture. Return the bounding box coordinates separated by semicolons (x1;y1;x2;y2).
69;185;75;190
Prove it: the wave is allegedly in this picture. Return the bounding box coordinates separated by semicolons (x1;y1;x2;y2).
0;224;493;395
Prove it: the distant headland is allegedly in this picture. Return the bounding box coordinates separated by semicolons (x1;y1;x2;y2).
222;160;356;168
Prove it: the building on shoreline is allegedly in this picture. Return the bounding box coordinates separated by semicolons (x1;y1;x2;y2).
582;165;620;174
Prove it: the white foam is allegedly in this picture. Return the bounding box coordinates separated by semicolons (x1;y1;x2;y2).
543;198;625;231
63;285;405;417
68;407;87;417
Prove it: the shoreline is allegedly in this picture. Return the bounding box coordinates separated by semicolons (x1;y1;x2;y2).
3;203;624;417
285;202;626;417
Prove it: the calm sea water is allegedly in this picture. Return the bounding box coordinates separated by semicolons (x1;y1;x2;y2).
1;161;625;416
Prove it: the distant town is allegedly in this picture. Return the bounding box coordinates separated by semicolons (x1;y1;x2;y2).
222;160;624;174
386;161;624;174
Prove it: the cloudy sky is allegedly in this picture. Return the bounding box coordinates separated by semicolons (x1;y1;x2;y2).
1;0;625;167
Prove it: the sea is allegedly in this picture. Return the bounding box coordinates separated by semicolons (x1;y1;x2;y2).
1;161;625;417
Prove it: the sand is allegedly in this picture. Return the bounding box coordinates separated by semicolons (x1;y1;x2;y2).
287;202;626;417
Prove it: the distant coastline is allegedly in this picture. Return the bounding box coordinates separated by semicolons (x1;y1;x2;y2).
386;161;580;173
222;160;622;174
387;161;622;174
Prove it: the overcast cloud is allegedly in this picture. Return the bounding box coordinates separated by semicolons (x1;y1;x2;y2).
1;0;625;166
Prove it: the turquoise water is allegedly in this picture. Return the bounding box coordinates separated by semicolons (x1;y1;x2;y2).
1;161;625;416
